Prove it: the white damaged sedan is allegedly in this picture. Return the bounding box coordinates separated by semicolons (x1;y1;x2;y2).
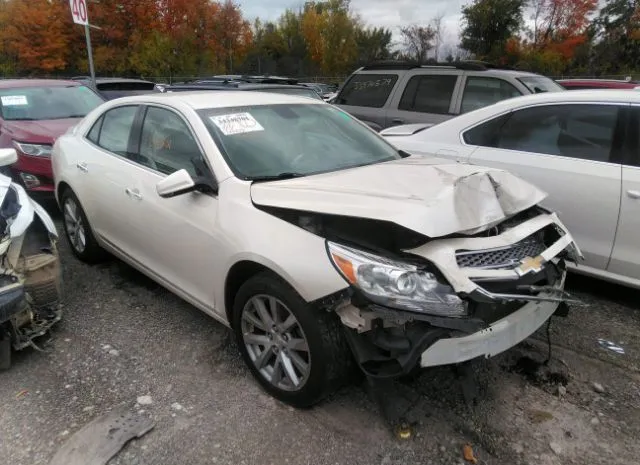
52;92;581;407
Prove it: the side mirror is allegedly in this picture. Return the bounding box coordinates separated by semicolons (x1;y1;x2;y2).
156;169;197;198
0;148;18;167
156;168;217;199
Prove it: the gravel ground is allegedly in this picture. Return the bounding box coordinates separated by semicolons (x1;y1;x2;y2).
1;214;639;465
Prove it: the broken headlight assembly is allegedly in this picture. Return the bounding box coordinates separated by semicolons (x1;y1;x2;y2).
327;242;467;317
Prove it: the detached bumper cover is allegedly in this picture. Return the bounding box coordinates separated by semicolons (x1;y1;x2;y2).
420;297;558;367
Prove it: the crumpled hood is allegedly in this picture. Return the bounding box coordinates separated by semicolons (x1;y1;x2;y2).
250;156;548;238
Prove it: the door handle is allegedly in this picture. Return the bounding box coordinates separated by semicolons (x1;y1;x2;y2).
627;190;640;199
76;162;88;173
391;118;404;125
125;188;142;200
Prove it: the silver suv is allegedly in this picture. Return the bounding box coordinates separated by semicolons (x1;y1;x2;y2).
334;61;564;131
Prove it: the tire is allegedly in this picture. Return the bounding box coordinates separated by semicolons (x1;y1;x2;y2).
232;272;353;408
60;189;106;263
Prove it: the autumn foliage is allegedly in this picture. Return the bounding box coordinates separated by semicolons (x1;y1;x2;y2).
0;0;252;77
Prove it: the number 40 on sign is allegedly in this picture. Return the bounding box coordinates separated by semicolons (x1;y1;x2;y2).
69;0;88;26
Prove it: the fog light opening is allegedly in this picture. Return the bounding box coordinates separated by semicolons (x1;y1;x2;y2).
19;173;40;189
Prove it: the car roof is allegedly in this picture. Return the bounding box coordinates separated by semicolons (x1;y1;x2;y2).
110;90;325;109
0;79;81;89
493;89;640;107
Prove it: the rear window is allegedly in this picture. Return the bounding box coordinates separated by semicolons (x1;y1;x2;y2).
518;76;564;93
398;75;458;114
335;74;398;108
96;81;156;91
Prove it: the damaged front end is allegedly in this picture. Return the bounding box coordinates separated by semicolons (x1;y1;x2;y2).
0;176;61;370
322;208;581;378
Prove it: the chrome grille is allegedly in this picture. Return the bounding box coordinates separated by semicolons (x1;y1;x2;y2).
456;235;546;270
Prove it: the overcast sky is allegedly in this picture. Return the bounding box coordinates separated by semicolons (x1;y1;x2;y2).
239;0;469;52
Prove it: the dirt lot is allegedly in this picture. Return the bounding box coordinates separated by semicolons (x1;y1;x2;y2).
1;216;639;465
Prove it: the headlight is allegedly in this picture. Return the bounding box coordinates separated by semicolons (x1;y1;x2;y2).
327;242;467;317
13;141;52;157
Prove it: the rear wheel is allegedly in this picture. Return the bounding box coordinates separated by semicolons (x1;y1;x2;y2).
232;272;352;408
61;189;106;263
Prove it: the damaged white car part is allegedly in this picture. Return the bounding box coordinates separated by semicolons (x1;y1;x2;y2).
0;148;61;370
51;93;579;409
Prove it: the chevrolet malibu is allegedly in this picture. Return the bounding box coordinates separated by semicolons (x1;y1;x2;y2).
52;92;580;407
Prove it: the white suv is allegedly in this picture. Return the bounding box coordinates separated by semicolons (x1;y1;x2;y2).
52;91;580;406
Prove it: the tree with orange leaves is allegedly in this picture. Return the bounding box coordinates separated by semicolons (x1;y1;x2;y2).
0;0;73;74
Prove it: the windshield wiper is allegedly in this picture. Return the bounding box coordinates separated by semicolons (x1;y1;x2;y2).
250;172;305;182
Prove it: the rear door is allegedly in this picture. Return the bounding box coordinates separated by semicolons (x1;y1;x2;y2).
466;103;625;271
80;104;145;261
334;72;401;131
608;105;640;280
384;70;462;128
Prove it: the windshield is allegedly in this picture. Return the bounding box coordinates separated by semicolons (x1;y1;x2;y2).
0;85;104;121
518;76;565;94
198;103;401;179
256;87;323;100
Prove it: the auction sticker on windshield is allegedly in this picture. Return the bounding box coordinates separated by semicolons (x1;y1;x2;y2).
1;95;28;106
210;113;264;136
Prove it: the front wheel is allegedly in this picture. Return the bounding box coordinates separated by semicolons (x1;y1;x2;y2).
232;272;352;408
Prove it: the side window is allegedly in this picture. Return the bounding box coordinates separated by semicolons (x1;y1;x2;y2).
460;77;522;113
463;114;511;146
336;74;399;108
97;106;138;156
398;75;458;115
139;106;203;177
496;104;619;162
86;116;103;144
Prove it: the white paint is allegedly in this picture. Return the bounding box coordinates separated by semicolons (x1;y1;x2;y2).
68;0;89;26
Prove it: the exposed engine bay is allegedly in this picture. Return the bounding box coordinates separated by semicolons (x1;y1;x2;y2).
263;204;581;379
0;177;61;370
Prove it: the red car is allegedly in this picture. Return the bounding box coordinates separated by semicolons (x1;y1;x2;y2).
0;80;104;198
556;78;640;90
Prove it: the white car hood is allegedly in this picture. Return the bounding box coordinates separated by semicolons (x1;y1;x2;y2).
250;156;548;238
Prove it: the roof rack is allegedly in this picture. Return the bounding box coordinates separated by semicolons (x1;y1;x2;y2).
361;60;510;72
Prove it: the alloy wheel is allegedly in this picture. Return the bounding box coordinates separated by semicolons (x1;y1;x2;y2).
63;197;86;254
241;294;311;391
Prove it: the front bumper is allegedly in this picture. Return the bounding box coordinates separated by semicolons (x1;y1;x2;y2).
420;297;558;367
337;211;580;378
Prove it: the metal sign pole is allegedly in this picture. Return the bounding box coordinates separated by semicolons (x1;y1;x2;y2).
84;24;96;88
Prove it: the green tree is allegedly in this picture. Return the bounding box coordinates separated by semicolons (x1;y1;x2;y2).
460;0;525;60
591;0;640;73
355;27;392;65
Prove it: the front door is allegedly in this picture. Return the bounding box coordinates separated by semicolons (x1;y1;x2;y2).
467;103;625;271
608;106;640;281
118;105;223;313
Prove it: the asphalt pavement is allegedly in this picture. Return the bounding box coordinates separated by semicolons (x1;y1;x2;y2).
1;214;639;465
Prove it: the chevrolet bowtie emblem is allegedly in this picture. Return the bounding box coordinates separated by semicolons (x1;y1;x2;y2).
516;255;545;276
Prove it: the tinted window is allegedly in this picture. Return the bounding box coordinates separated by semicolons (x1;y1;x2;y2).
198;104;400;179
398;75;457;114
496;104;619;162
97;106;138;156
336;74;399;108
461;77;522;113
86;116;103;144
0;85;104;121
463;114;511;146
139;107;203;177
